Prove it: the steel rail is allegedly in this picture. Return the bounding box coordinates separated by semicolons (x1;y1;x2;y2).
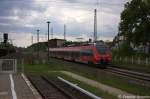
107;66;150;86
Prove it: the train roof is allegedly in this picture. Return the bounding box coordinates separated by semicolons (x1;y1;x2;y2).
49;43;108;51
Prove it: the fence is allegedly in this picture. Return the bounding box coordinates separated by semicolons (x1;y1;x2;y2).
0;59;17;73
113;56;150;66
0;59;24;73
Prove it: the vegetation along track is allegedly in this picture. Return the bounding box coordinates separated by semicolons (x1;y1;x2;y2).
61;58;150;87
50;58;150;87
107;66;150;86
54;58;150;83
63;58;150;87
27;75;93;99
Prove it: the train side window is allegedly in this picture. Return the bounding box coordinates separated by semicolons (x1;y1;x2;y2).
76;51;80;57
71;51;74;57
87;49;93;56
80;50;85;56
74;51;80;57
81;49;93;56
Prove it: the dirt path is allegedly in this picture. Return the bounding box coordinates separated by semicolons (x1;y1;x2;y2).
60;71;134;97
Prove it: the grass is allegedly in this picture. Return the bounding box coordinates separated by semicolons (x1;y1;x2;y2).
112;55;150;73
46;72;117;99
112;61;150;73
21;64;116;99
21;58;150;96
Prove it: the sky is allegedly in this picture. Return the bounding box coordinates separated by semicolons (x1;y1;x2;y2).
0;0;130;47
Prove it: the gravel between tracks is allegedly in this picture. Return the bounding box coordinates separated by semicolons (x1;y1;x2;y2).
27;75;70;99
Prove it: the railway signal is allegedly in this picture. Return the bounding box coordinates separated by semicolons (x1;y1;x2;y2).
3;33;8;44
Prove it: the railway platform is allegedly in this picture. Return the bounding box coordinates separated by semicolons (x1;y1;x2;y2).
0;73;41;99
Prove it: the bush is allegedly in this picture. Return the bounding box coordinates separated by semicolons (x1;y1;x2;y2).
114;42;134;56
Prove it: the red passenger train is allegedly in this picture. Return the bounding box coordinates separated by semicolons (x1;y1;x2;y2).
49;43;112;68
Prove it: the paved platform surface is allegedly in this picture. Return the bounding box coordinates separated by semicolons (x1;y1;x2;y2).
0;74;12;99
0;73;37;99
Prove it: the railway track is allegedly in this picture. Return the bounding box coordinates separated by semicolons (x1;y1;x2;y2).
27;75;94;99
59;59;150;83
107;66;150;86
48;58;150;87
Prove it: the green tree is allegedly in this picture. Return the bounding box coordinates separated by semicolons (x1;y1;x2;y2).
119;0;150;46
119;42;134;56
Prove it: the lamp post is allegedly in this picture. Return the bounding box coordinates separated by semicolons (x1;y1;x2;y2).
47;21;51;61
37;29;40;60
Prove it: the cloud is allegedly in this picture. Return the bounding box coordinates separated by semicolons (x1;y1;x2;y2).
0;0;130;47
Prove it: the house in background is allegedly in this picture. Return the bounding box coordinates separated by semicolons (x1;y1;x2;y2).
48;38;66;48
112;34;150;54
112;34;126;50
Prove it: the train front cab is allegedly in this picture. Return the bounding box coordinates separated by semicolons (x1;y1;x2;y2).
79;45;109;68
93;44;112;66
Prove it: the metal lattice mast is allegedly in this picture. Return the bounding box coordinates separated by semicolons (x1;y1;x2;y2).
64;24;66;40
94;9;97;42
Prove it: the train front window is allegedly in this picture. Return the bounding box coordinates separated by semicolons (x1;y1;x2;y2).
96;45;108;54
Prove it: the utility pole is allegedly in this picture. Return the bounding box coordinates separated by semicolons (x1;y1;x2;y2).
31;35;33;45
47;21;51;61
51;27;53;39
31;35;34;53
64;24;66;40
94;9;97;43
45;33;47;41
37;29;40;60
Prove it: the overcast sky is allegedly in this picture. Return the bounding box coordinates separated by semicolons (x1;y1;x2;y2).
0;0;130;47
